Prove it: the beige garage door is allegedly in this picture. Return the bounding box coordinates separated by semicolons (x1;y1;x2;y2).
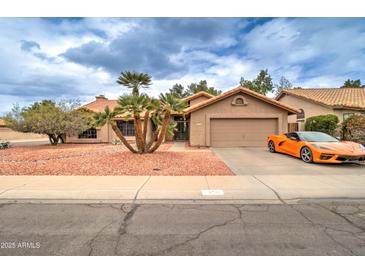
210;118;278;147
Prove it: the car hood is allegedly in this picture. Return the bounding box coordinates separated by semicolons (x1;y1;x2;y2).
309;141;363;154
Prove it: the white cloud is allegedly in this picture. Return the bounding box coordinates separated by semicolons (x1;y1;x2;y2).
1;17;365;115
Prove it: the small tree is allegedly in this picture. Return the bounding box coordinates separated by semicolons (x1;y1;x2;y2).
341;114;365;144
240;69;274;96
341;79;364;88
304;114;339;135
186;80;221;96
168;84;192;99
275;76;292;95
5;100;92;145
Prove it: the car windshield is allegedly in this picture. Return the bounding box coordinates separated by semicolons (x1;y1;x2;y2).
297;132;339;142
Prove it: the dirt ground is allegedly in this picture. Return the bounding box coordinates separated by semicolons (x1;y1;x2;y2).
0;143;233;176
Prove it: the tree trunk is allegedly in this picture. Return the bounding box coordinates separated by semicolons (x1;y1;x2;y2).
134;116;145;153
148;112;171;153
48;134;58;145
145;130;158;151
111;122;137;153
58;134;65;144
142;111;150;151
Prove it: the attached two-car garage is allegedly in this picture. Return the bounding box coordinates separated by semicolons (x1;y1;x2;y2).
210;118;278;147
185;87;299;148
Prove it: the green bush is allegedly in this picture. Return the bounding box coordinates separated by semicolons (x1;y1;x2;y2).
341;114;365;144
304;114;339;135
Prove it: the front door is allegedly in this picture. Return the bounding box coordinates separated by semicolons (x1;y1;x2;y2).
174;116;189;141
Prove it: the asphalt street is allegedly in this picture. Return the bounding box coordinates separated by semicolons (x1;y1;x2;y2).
1;201;365;255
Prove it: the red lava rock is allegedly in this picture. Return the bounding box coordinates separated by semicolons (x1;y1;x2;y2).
0;143;233;176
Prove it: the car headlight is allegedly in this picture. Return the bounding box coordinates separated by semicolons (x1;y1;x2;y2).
359;144;365;151
312;144;336;151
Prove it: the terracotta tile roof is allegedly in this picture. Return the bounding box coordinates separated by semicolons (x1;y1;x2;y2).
0;118;6;127
80;96;118;112
183;91;215;102
184;86;299;114
277;88;365;110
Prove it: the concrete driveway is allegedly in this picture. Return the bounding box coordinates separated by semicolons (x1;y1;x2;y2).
212;147;365;175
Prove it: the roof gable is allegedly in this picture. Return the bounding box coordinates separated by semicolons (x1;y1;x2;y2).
80;98;118;112
184;86;299;114
183;91;215;102
277;88;365;110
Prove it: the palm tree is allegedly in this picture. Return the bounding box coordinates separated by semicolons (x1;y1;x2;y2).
148;93;186;153
115;95;154;153
94;106;137;153
117;71;152;96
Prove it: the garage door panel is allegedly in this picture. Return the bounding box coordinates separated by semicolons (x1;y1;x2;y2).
210;118;278;147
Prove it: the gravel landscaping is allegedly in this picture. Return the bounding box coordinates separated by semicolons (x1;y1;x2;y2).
0;143;233;176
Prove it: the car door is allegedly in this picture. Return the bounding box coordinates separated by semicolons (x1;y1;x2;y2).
282;133;302;157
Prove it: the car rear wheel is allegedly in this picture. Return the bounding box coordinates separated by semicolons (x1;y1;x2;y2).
268;140;276;153
300;146;313;163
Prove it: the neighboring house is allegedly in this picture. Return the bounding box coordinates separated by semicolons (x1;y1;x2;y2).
0;118;5;128
67;87;298;147
276;88;365;131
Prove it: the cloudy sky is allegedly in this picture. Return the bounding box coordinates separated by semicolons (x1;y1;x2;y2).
1;17;365;115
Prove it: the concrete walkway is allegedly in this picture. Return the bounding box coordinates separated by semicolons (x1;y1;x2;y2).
1;175;365;203
168;141;210;152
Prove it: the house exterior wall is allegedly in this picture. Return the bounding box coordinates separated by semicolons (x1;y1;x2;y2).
66;118;153;144
189;91;289;147
278;94;334;131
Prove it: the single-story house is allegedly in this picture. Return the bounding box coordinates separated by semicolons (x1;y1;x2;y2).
66;95;154;144
68;86;299;147
276;88;365;131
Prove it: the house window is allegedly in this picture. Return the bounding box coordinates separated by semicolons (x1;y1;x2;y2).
343;113;354;121
232;95;248;106
297;109;305;121
79;128;97;139
117;120;135;136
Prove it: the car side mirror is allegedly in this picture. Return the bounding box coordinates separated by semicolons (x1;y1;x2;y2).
289;136;298;141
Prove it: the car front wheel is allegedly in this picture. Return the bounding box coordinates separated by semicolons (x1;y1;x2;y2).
268;140;276;153
300;146;313;163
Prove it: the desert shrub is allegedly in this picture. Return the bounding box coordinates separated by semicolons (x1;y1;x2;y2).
0;140;10;149
341;114;365;144
304;114;339;135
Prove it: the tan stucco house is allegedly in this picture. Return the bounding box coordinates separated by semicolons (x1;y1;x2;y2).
68;86;299;147
276;88;365;131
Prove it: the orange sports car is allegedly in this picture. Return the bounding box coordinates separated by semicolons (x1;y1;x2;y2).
267;131;365;163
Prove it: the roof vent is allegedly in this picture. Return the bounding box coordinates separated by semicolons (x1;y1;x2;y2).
95;95;107;100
